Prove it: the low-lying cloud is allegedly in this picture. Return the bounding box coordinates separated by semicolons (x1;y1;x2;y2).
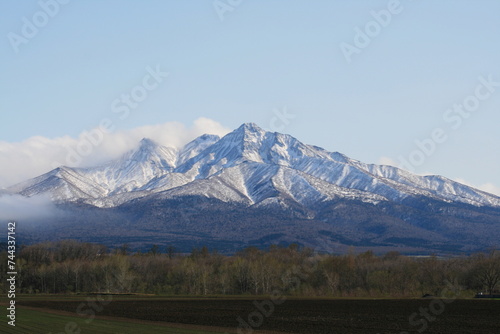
0;118;230;189
0;194;59;221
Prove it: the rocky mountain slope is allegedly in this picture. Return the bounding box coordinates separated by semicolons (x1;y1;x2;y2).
7;123;500;253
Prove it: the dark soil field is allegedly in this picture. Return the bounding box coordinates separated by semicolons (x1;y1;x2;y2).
18;297;500;334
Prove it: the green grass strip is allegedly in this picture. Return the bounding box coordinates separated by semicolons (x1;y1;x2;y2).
1;307;223;334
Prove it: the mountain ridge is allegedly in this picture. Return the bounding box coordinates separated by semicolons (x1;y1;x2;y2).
6;123;500;254
8;122;500;208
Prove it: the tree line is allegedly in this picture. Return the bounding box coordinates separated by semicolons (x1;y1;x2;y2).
1;240;499;297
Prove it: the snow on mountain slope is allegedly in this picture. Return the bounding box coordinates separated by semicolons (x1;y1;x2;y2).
6;123;500;209
8;167;107;201
78;138;178;195
173;123;500;207
357;163;500;207
7;138;179;204
174;123;334;179
150;162;386;208
177;134;220;166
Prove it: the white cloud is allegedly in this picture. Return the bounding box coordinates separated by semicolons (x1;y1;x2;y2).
378;156;397;166
0;194;59;221
0;118;230;188
477;183;500;196
454;178;500;197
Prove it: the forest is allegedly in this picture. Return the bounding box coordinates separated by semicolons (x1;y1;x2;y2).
1;240;499;298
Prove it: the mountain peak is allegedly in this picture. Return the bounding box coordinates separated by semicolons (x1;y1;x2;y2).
177;133;221;165
138;138;158;149
237;123;265;134
200;133;219;139
122;138;177;170
9;123;500;212
129;138;163;161
232;123;267;147
8;123;500;254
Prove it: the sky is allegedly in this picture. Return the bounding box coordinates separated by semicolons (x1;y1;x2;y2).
1;0;499;195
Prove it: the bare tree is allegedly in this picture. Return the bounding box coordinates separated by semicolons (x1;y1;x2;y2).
475;253;500;295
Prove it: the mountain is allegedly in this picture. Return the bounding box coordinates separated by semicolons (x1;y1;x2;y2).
6;123;500;254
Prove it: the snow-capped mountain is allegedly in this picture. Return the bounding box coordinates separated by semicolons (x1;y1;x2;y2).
9;123;500;209
7;123;500;254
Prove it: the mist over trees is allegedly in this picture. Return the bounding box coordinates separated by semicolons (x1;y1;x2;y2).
1;240;499;297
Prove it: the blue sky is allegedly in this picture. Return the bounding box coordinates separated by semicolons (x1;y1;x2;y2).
1;0;499;194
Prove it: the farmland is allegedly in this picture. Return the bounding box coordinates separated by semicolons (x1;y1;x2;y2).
15;296;500;334
0;306;221;334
